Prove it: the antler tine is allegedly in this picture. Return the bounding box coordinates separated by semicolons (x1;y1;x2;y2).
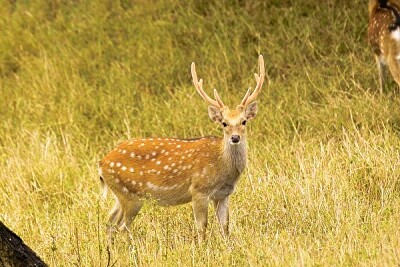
239;87;251;108
213;89;226;109
239;55;265;108
191;62;222;109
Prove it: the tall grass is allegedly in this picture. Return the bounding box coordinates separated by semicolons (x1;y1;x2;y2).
1;0;400;265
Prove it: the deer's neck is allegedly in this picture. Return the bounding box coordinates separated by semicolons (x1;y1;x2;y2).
222;140;247;174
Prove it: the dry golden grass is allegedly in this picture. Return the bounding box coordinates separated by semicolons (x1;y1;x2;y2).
1;0;400;266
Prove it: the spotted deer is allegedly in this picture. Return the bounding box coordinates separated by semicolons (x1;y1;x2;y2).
368;0;400;92
98;55;265;243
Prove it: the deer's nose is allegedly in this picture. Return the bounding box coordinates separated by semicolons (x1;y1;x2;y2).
231;135;240;143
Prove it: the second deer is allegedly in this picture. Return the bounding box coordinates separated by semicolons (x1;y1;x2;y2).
99;55;266;243
368;0;400;92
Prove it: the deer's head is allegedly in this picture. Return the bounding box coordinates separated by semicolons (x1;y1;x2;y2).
191;55;265;145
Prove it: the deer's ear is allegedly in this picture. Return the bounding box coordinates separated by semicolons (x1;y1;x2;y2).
245;101;258;120
208;106;223;123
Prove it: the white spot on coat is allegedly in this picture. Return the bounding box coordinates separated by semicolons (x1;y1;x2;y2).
146;181;159;190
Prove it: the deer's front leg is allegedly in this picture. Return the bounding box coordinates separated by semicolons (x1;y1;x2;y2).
213;197;229;237
387;55;400;90
376;55;385;93
192;193;209;243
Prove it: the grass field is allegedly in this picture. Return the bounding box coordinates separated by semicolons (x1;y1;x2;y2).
1;0;400;266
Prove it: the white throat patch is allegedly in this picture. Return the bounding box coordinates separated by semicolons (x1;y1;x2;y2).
391;28;400;41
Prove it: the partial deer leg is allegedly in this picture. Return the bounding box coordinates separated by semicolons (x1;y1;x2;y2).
118;199;143;231
192;193;209;243
388;54;400;90
107;200;123;246
376;55;385;93
213;197;229;237
114;198;143;246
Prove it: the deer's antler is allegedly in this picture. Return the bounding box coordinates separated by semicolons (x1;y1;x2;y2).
239;55;265;109
191;62;226;109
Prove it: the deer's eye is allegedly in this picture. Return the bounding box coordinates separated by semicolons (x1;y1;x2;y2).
242;120;247;125
222;122;228;127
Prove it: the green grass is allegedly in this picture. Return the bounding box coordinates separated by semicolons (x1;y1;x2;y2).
1;0;400;265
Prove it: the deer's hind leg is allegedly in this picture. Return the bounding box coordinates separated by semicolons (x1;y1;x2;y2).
107;195;143;246
118;196;143;232
107;198;123;246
